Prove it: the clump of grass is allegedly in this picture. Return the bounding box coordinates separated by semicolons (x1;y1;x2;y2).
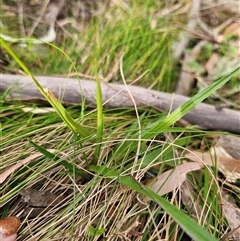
1;0;178;92
2;48;239;240
1;1;240;241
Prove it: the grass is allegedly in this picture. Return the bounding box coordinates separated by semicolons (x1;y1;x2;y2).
1;1;240;241
1;0;178;92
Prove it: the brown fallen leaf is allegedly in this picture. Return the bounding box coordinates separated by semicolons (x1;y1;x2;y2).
205;52;219;75
0;149;57;184
223;22;240;39
185;151;216;167
185;148;240;183
148;162;203;197
180;180;202;218
221;195;240;241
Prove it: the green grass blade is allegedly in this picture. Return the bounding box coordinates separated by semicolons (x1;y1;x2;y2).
132;181;218;241
29;140;91;179
0;38;92;138
115;67;240;157
94;63;104;162
90;165;218;241
145;67;240;137
43;87;91;137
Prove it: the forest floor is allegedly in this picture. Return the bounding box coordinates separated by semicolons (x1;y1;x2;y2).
1;1;240;240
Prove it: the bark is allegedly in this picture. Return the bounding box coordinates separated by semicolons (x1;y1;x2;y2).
1;74;240;134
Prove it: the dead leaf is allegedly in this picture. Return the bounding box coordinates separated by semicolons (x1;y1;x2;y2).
185;148;240;183
223;22;240;39
0;149;57;184
22;107;55;114
148;162;203;196
185;151;213;166
205;52;219;75
221;195;240;241
180;180;202;218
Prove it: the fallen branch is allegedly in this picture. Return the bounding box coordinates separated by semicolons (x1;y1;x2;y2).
1;74;240;134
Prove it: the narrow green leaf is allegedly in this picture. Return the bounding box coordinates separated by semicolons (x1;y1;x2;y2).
29;140;91;179
145;67;240;137
115;67;240;157
94;62;103;162
88;225;95;236
90;166;219;241
89;165;120;177
43;87;91;137
0;38;92;139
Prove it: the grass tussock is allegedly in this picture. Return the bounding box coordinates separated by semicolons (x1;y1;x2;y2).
1;1;240;241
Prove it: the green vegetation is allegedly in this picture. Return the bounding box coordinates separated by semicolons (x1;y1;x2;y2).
1;1;240;240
